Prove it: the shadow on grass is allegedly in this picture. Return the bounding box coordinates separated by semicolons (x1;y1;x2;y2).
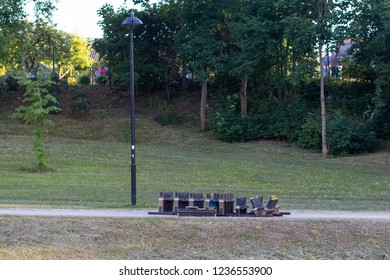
17;165;55;173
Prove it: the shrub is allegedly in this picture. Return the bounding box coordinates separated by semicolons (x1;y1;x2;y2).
269;96;309;141
154;112;181;126
70;91;90;118
348;125;381;154
78;75;90;85
298;112;381;155
297;113;322;150
210;95;264;142
95;75;108;86
368;109;390;139
210;95;308;142
327;114;355;155
0;77;7;99
67;76;76;85
5;75;19;91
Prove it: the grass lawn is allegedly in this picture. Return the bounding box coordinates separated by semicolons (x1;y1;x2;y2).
0;216;389;260
1;95;390;260
0;110;389;211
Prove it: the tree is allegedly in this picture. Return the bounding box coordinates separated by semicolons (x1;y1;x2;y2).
95;1;183;98
347;0;390;134
0;0;58;72
12;68;61;170
94;4;137;88
52;31;94;80
140;1;183;101
176;0;231;131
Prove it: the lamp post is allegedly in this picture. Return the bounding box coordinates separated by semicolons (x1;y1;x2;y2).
122;12;143;206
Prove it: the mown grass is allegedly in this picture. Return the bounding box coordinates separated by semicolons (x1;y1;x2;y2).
0;109;389;210
1;97;390;261
0;216;389;260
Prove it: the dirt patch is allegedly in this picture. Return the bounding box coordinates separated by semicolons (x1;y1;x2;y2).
1;84;200;120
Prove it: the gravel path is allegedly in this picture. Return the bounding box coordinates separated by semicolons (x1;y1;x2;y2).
1;208;390;219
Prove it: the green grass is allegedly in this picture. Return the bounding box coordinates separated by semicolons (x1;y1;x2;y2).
0;110;389;210
1;216;389;260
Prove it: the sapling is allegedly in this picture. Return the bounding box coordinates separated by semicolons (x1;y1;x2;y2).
12;68;61;170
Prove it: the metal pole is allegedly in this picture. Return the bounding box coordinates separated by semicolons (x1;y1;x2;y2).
122;12;142;206
130;27;136;206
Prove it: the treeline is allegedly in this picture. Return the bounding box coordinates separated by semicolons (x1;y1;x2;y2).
2;0;389;156
0;0;93;81
96;0;389;155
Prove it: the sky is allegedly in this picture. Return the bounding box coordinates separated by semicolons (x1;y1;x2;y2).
28;0;148;39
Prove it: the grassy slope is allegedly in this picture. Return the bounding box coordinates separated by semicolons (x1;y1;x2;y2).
1;91;390;260
0;108;389;210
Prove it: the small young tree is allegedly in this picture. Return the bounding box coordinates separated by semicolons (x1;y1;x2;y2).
12;68;61;170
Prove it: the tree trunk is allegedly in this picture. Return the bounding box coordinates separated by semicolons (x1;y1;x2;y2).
200;81;207;132
319;41;328;159
240;79;247;115
319;42;328;159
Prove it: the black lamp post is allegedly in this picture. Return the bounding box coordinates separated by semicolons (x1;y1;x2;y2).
122;12;143;206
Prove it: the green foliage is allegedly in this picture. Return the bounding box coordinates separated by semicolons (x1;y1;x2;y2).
70;91;90;118
0;77;8;100
368;109;390;139
211;95;308;142
78;75;90;85
297;113;323;150
11;68;61;168
154;112;181;126
95;75;108;86
298;112;381;155
210;95;262;142
268;96;309;141
5;75;19;91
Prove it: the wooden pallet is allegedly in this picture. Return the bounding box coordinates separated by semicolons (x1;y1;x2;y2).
177;208;216;217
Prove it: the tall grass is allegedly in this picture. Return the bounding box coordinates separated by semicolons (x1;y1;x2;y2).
0;111;389;210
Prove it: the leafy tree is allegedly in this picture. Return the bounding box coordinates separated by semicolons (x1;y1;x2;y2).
347;0;390;137
53;31;94;80
176;0;232;131
12;68;61;170
94;4;134;88
95;1;183;99
0;0;58;72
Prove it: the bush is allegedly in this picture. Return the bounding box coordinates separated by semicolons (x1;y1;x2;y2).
5;75;19;91
0;77;8;100
78;75;90;85
154;112;181;126
348;126;381;154
67;76;76;85
298;112;381;155
70;91;90;118
210;95;308;142
368;109;390;139
269;96;308;141
95;75;108;86
297;113;322;150
210;95;264;142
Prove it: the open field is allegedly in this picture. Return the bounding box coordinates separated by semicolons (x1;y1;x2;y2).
1;92;390;260
0;107;389;210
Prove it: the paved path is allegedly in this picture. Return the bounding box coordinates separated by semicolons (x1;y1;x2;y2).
1;208;390;220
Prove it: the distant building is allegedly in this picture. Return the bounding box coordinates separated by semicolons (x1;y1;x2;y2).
90;48;100;63
322;39;354;78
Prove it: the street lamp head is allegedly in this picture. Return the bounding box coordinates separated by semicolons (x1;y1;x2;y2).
122;12;143;28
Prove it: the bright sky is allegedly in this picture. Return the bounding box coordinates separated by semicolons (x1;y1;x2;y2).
28;0;148;39
52;0;140;39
